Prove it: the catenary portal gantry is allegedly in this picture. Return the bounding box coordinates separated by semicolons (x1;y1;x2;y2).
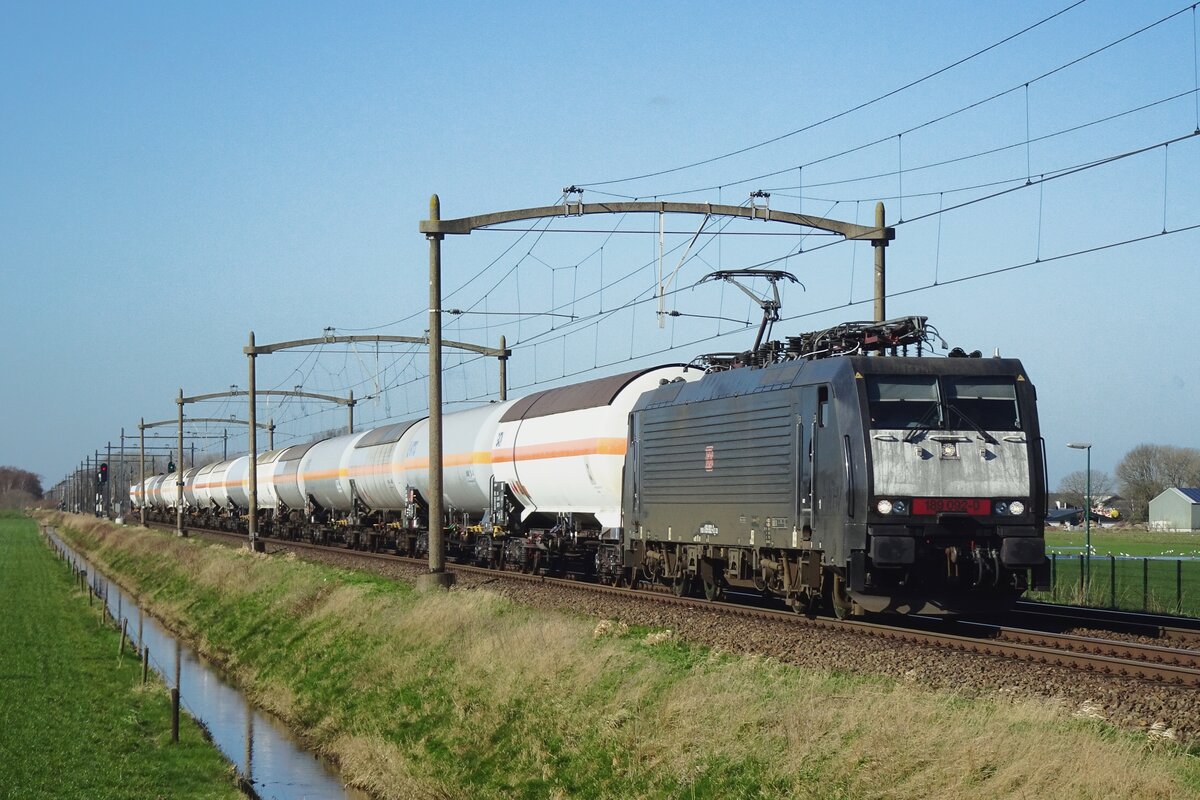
418;193;895;586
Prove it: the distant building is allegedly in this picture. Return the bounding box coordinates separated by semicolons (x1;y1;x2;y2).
1148;488;1200;532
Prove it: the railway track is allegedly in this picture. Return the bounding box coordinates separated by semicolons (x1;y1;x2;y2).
1005;600;1200;648
151;521;1200;689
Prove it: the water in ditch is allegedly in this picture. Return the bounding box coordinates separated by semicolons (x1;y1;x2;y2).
47;527;370;800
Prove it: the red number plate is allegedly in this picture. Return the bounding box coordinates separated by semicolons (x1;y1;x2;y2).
912;497;991;515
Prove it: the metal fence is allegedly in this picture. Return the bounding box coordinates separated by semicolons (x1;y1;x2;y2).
1027;554;1200;616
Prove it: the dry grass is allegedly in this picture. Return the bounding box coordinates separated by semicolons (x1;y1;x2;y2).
41;512;1200;800
332;733;456;800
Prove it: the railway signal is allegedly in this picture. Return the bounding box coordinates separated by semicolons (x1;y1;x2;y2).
98;463;108;483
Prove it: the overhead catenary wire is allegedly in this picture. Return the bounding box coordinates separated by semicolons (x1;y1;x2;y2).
368;124;1189;402
615;3;1198;201
253;70;1200;438
574;0;1089;188
326;82;1195;357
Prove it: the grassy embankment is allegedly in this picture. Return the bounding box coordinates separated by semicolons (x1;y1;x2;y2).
46;512;1200;800
0;511;240;799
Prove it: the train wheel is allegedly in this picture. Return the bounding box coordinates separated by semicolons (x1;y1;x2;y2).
671;575;691;597
702;576;723;602
826;572;853;620
788;594;810;615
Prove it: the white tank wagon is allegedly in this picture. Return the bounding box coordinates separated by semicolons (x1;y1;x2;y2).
191;462;221;510
148;474;167;508
270;442;318;513
159;471;182;509
342;421;418;511
387;402;514;518
491;366;697;530
254;448;292;511
180;467;200;508
128;476;146;509
291;432;372;517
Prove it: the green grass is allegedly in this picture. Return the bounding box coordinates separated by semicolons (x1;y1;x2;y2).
1034;528;1200;614
44;513;1200;800
1045;527;1200;558
44;512;1200;800
0;511;240;799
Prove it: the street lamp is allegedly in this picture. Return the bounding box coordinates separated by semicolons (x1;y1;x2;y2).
1067;442;1092;588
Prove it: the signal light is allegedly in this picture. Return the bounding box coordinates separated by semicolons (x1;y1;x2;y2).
167;461;176;473
98;463;109;483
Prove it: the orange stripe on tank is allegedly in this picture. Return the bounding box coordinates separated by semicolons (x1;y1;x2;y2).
492;437;627;464
198;437;628;486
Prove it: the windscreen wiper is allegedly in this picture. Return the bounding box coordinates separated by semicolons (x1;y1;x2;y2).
945;403;999;445
901;404;943;443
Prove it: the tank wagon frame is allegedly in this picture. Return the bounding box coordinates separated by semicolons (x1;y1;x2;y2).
134;316;1050;617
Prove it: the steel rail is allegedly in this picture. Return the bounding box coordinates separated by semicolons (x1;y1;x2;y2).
1008;600;1200;647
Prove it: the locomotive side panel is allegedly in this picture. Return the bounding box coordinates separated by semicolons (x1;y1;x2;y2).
632;391;797;547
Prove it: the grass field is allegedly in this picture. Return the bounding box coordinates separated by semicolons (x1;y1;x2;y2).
0;511;240;799
1045;527;1200;558
1035;527;1200;613
43;512;1200;800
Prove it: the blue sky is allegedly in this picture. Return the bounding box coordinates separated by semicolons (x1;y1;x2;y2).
2;0;1196;492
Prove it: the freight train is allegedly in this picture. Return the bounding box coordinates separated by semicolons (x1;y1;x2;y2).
132;316;1049;616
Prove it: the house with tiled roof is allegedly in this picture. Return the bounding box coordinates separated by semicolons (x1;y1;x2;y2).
1148;488;1200;531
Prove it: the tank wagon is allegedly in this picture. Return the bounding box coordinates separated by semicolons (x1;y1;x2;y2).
134;317;1049;616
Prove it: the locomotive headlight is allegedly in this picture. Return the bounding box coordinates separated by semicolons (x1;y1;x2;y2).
1008;500;1025;516
876;499;908;516
994;501;1008;516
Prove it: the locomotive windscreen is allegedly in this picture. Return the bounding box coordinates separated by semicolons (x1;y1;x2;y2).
944;378;1020;431
866;375;1020;431
866;376;940;429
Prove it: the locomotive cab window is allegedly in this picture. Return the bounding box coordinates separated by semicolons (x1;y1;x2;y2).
945;377;1020;431
866;376;940;430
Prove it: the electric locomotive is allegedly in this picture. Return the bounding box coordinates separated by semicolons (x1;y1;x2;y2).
615;317;1049;616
